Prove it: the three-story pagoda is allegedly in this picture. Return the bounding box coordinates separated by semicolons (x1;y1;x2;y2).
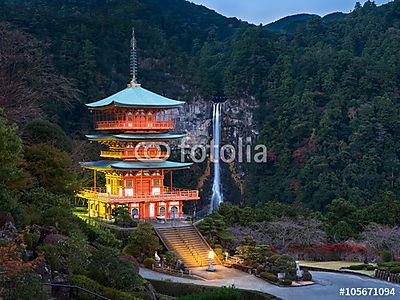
77;30;199;221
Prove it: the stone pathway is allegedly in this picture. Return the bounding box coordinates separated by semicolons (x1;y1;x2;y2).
140;266;400;300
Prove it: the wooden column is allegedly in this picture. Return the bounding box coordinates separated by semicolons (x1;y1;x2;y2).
128;203;132;218
140;170;143;195
161;170;165;194
166;201;170;221
93;169;97;189
179;201;183;219
169;170;172;190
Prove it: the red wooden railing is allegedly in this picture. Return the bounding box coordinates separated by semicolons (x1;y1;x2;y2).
100;149;169;160
95;120;175;130
78;186;199;202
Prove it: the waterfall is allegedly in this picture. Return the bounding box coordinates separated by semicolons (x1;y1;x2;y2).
210;103;223;212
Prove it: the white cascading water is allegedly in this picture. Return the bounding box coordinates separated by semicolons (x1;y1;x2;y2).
210;103;223;212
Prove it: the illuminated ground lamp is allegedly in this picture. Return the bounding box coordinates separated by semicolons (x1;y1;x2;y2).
207;250;215;272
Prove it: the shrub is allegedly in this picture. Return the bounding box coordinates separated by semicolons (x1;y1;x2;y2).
382;248;392;262
389;267;400;274
302;270;312;281
214;246;223;261
280;279;292;286
377;261;400;268
268;254;281;263
0;270;47;300
124;223;160;258
165;251;178;268
143;257;156;269
23;231;40;250
348;264;365;270
39;232;90;275
112;207;135;227
177;287;241;300
378;262;400;273
88;246;143;292
256;264;265;274
260;272;279;283
271;254;296;278
69;275;139;300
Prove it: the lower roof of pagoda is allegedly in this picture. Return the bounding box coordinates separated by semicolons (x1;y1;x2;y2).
86;133;185;141
80;160;192;171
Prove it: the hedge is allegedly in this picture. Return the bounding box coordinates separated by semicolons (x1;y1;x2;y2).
280;279;292;286
348;264;375;271
147;279;278;300
69;275;142;300
260;272;279;283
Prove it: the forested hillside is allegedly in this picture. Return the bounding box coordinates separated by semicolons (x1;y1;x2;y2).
1;0;400;211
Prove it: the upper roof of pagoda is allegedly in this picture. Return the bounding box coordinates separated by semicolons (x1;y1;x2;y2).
86;86;185;109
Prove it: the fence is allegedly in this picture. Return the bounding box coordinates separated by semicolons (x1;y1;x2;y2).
375;270;400;284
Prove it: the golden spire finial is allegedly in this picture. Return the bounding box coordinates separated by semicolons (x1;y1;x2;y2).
128;27;141;88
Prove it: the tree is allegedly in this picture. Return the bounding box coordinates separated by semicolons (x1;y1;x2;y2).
112;206;135;227
23;144;75;194
23;119;73;152
0;270;47;300
124;223;160;258
41;232;90;276
88;246;143;292
270;254;297;279
197;213;233;246
0;114;25;189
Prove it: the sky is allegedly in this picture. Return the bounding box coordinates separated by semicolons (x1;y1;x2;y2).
190;0;392;24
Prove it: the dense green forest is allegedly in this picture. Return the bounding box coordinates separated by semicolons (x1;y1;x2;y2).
1;0;399;211
1;0;400;297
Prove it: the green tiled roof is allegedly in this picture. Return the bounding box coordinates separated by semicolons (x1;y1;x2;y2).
86;133;185;141
80;160;192;171
86;86;185;108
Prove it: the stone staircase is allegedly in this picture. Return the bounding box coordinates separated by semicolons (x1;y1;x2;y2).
155;225;219;268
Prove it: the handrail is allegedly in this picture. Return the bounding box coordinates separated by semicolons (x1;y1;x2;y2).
173;227;203;267
193;225;222;265
43;282;110;300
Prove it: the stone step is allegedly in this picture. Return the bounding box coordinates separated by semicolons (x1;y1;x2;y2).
155;225;218;268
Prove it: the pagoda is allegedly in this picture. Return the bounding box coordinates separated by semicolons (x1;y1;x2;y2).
77;29;199;221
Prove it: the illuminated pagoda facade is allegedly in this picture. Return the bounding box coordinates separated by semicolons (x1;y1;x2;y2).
77;29;199;221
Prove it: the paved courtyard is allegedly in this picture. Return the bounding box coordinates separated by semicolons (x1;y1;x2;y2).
139;266;400;300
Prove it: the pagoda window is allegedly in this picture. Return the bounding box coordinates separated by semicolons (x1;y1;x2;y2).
170;206;179;219
124;179;134;197
131;208;139;219
159;206;166;215
153;179;160;186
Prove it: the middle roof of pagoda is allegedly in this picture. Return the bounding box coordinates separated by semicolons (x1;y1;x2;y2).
86;133;185;142
86;86;185;109
80;160;193;171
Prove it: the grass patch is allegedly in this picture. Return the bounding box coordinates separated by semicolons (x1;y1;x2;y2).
299;261;376;277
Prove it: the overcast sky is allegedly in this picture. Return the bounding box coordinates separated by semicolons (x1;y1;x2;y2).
190;0;392;24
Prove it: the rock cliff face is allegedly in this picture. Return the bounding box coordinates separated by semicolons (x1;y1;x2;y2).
176;95;259;205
